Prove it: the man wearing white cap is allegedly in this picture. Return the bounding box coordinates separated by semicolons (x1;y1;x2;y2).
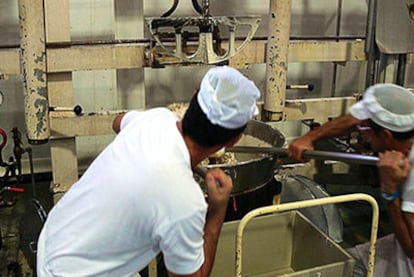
288;83;414;276
36;66;260;277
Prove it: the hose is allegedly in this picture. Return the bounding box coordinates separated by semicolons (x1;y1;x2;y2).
161;0;179;17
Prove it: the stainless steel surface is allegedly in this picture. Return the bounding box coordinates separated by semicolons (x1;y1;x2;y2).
227;146;379;166
280;175;344;243
235;194;379;277
210;211;354;277
377;0;414;53
196;120;285;196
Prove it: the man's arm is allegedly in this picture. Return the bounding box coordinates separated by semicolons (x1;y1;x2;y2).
112;113;126;134
168;168;232;277
378;151;414;258
288;114;362;161
387;200;414;258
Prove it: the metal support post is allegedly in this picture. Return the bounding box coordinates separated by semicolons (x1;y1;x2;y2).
18;0;50;144
263;0;292;121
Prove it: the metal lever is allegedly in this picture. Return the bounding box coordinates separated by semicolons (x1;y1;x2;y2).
226;146;379;166
286;84;314;91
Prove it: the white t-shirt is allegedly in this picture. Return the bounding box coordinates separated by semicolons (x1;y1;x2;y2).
401;146;414;212
37;108;208;276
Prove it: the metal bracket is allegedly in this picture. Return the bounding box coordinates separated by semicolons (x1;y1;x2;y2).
146;16;261;64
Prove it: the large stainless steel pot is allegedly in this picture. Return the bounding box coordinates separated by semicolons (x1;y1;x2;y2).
196;120;285;195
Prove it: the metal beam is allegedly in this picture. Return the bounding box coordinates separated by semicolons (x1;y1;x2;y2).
47;44;146;72
0;40;368;75
48;97;358;138
49;112;126;138
283;97;357;123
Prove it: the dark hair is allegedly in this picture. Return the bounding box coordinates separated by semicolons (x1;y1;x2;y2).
368;119;414;141
182;93;246;147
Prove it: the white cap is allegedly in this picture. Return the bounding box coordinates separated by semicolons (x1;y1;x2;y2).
197;66;260;129
349;83;414;132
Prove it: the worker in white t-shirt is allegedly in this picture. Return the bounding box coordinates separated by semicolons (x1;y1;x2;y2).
36;66;260;277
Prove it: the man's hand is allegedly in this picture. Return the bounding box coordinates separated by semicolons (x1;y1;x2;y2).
205;168;232;214
287;136;314;162
378;150;411;194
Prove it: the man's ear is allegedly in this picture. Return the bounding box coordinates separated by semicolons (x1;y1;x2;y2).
381;129;395;144
381;129;392;138
224;133;243;148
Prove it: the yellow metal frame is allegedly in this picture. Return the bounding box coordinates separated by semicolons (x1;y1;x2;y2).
235;193;379;277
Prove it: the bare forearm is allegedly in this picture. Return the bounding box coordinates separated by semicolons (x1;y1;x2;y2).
112;113;126;134
305;115;361;142
200;208;227;277
289;115;361;160
387;199;414;259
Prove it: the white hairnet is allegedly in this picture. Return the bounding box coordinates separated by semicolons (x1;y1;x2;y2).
349;83;414;132
197;66;260;129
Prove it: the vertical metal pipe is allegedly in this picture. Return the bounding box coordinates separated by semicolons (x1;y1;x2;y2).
202;0;210;17
263;0;292;121
18;0;50;144
364;0;378;88
396;54;407;86
331;0;343;97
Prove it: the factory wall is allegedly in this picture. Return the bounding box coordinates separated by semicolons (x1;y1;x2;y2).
0;0;412;175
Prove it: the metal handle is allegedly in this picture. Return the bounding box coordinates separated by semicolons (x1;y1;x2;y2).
194;165;208;178
226;146;379;166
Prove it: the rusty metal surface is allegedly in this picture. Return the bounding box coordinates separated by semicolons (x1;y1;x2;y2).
263;0;292;121
18;0;50;143
0;39;370;75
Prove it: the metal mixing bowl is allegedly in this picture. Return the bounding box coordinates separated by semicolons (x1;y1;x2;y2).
196;120;285;195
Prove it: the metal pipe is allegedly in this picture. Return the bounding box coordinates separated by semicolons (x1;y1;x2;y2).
202;0;210;17
192;0;203;15
226;146;379;166
396;54;407;86
263;0;292;121
364;0;379;88
194;165;208;178
18;0;50;144
331;0;343;97
286;84;314;91
161;0;179;17
235;193;379;277
49;105;83;115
